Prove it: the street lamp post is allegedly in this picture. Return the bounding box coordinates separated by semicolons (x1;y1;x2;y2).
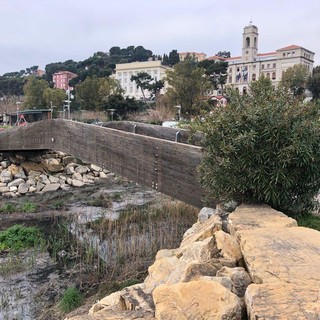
50;101;57;119
107;109;116;121
64;90;74;120
16;101;22;125
174;105;181;121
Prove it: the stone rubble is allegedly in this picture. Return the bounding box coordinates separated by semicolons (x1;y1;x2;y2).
0;151;112;198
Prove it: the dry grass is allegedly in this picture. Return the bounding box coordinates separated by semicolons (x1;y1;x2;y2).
128;95;177;124
50;200;198;296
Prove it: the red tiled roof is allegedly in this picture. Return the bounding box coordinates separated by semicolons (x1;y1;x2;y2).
277;45;301;51
225;56;241;61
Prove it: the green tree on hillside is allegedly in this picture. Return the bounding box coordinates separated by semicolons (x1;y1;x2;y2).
307;66;320;99
131;72;164;101
23;77;49;109
76;76;123;111
43;88;66;109
168;50;180;66
281;64;309;96
198;76;320;214
99;77;124;102
165;58;211;117
75;76;105;110
216;51;231;58
198;59;228;92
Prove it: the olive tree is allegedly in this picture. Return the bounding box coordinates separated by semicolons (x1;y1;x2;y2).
198;76;320;214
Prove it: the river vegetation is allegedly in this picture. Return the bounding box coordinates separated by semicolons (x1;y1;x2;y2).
0;188;198;319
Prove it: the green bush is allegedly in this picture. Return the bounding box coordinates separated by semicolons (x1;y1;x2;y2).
51;200;65;210
0;224;42;251
59;287;83;313
295;213;320;231
0;203;17;214
198;77;320;214
21;202;37;213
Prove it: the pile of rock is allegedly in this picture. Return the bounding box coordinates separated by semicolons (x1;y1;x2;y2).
65;204;320;319
66;207;252;319
0;151;112;197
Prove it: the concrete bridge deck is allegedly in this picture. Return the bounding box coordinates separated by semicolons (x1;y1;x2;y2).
0;119;208;208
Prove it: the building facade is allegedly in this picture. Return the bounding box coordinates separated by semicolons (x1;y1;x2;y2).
225;24;314;94
114;61;172;99
52;71;78;91
179;52;207;62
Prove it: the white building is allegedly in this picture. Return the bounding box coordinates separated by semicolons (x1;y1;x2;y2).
114;61;172;99
225;24;315;94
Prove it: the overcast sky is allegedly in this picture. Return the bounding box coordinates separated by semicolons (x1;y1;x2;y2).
0;0;319;75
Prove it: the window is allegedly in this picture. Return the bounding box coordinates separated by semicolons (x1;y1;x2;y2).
262;64;265;70
252;74;256;81
246;37;250;48
254;37;257;48
243;86;247;95
229;76;232;83
266;73;270;79
273;63;276;68
272;72;276;80
267;64;270;69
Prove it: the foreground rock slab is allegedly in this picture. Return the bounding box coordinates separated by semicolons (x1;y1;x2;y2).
240;227;320;319
227;204;297;235
231;205;320;320
153;280;242;320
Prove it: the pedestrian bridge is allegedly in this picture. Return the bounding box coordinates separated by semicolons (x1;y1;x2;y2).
0;119;208;208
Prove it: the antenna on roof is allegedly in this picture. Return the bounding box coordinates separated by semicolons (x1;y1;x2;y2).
250;18;253;25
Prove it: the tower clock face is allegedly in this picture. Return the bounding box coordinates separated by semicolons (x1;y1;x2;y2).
245;50;249;54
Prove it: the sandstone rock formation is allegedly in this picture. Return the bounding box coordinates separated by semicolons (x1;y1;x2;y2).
65;204;320;320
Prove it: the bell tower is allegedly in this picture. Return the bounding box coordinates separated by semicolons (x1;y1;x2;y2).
242;23;258;62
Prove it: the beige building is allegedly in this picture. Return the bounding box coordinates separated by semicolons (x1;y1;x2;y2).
114;61;172;99
179;52;207;62
225;24;314;94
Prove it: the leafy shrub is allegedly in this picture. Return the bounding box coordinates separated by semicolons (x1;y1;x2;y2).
88;194;112;208
51;200;65;210
198;77;320;214
118;278;140;290
21;202;37;213
0;224;42;251
295;213;320;231
0;203;16;214
59;287;83;313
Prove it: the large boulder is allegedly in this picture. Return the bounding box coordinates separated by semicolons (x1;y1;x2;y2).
7;164;27;179
216;267;251;297
41;158;64;173
227;204;297;236
0;170;13;183
153;280;242;320
144;253;179;289
21;161;44;174
214;230;243;265
87;283;155;320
